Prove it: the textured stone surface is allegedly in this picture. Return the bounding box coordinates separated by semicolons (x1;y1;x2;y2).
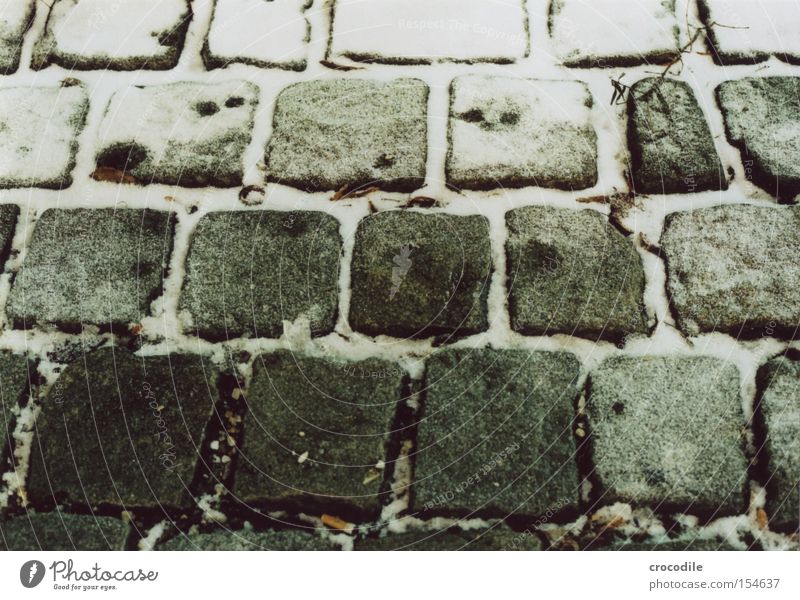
661;205;800;339
179;210;341;340
356;527;543;551
506;207;647;341
586;355;748;515
549;0;679;67
159;527;332;550
0;512;129;550
756;357;800;531
717;77;800;201
0;351;31;462
349;211;492;339
0;84;88;189
33;0;191;70
0;0;35;74
266;79;428;192
414;349;582;518
447;76;597;191
95;81;259;187
629;78;725;194
233;351;405;520
594;536;744;551
26;348;219;509
0;203;19;258
7;209;175;332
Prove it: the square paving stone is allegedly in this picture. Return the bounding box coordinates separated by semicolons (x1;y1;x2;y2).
233;351;406;521
203;0;312;71
180;210;341;341
699;0;800;65
265;78;428;192
1;512;129;550
158;527;332;550
506;207;647;342
586;355;749;516
95;80;259;187
447;76;597;191
755;356;800;531
594;536;743;551
26;348;220;510
661;204;800;339
329;0;529;64
32;0;192;70
628;78;726;194
0;351;32;464
0;0;35;74
0;202;19;258
0;84;88;189
355;526;542;551
717;77;800;201
413;348;582;519
349;211;492;339
6;208;175;332
549;0;679;68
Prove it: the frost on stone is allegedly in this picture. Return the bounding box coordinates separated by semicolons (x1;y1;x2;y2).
447;75;597;191
0;84;88;189
549;0;679;67
0;0;35;74
204;0;312;71
698;0;800;65
329;0;529;64
32;0;192;70
95;81;259;187
661;204;800;339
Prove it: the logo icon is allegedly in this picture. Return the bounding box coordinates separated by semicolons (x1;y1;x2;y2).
20;560;45;588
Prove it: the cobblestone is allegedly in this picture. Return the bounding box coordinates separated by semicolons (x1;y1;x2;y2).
159;527;331;550
0;512;129;551
349;211;491;339
0;0;34;74
355;527;542;551
586;355;749;516
0;351;31;462
661;205;800;339
0;202;18;257
506;207;647;341
179;210;341;340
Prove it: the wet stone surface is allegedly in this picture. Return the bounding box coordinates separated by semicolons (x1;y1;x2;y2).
355;527;543;551
158;527;332;550
0;512;130;551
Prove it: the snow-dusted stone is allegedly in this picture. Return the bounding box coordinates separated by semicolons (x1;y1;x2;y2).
349;211;492;339
698;0;800;65
233;351;405;521
586;355;748;516
595;537;744;551
0;203;19;257
0;351;31;465
756;356;800;531
0;84;88;189
204;0;312;71
505;207;647;342
356;527;543;551
179;210;341;341
717;77;800;202
414;348;582;518
95;81;258;187
549;0;679;67
158;528;332;551
266;79;428;192
629;78;725;194
0;513;129;551
329;0;529;64
661;205;800;339
6;209;175;332
447;76;597;191
0;0;35;74
32;0;192;70
26;348;219;509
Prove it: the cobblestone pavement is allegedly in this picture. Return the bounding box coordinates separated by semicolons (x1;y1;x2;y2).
0;0;798;551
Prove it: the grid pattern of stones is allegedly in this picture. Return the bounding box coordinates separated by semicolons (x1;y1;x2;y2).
0;0;798;551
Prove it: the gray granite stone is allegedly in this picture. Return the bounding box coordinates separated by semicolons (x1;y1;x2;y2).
349;211;492;339
7;208;175;332
717;77;800;201
159;527;332;550
629;78;725;194
0;0;35;74
233;351;405;521
506;207;647;342
356;527;543;551
266;79;428;192
586;355;748;516
179;210;341;340
0;203;19;260
26;348;219;509
414;348;582;518
0;351;31;464
661;204;800;339
1;512;129;550
593;536;744;551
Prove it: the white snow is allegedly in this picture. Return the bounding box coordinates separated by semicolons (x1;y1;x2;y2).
0;0;34;48
330;0;529;63
206;0;311;70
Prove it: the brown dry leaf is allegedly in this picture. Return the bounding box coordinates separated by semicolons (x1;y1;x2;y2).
756;508;768;530
321;514;350;531
91;167;135;184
